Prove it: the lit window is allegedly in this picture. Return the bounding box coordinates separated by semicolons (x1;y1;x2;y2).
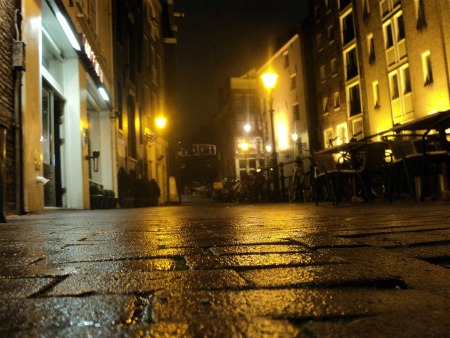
422;51;433;86
324;128;333;148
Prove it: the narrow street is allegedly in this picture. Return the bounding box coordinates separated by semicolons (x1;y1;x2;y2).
1;201;450;337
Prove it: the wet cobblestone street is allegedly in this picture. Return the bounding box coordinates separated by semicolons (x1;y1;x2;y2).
0;201;449;337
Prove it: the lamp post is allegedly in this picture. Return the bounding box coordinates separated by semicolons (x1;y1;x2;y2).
261;71;280;201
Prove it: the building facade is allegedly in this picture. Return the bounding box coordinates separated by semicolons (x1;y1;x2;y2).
113;0;177;205
257;34;316;178
0;1;18;218
20;0;115;213
310;0;450;147
215;73;265;181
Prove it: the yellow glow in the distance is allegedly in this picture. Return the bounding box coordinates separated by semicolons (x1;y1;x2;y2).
261;71;278;90
155;116;167;129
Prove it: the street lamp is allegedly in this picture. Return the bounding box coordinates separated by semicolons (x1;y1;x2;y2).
261;71;280;201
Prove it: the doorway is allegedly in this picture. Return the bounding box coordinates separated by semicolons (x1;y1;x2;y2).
41;85;65;207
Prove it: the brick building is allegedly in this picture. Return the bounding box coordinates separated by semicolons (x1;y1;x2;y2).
0;1;19;217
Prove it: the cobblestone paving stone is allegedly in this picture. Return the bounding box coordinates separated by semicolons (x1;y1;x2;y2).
0;201;449;337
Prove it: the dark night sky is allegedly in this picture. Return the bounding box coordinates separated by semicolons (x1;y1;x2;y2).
173;0;309;143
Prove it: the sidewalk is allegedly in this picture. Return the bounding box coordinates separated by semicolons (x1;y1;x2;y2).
0;201;449;337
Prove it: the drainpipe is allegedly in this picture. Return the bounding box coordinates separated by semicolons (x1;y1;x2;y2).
13;5;25;215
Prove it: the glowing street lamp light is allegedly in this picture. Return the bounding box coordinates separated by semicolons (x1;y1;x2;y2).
155;115;167;129
261;70;280;201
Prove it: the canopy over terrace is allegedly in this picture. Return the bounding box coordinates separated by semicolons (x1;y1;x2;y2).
389;110;450;132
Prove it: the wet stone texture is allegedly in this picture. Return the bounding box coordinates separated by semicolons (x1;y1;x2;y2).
0;202;449;336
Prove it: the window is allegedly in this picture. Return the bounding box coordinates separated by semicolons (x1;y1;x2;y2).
384;22;394;49
380;0;401;18
402;66;411;94
324;128;333;148
339;0;351;11
367;34;375;64
317;34;323;50
328;26;334;44
373;81;380;108
341;10;355;45
383;13;407;66
422;51;433;86
331;58;337;76
334;92;341;110
390;73;399;99
414;0;426;29
348;83;362;117
344;47;358;80
397;14;405;41
352;118;363;139
293;104;300;121
284;53;289;68
362;0;370;17
290;74;297;90
322;96;329;114
320;65;326;82
389;64;413;121
337;123;348;145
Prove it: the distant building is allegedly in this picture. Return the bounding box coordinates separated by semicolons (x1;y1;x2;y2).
257;34;317;178
215;72;265;181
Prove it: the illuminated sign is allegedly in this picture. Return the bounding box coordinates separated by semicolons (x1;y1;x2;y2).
80;34;104;83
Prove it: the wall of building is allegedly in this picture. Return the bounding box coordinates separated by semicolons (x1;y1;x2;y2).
0;1;17;214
